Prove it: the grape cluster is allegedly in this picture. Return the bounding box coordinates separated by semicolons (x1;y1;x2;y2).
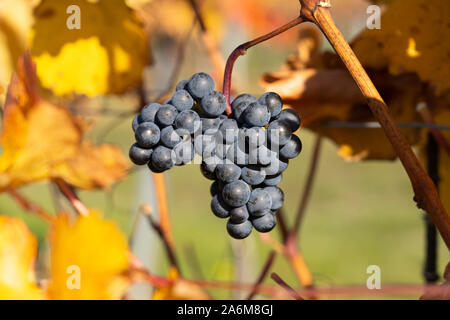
129;72;302;239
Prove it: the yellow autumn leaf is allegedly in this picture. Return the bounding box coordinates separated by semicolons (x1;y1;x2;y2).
31;0;151;97
353;0;450;94
0;215;46;299
47;211;130;300
0;53;129;191
0;0;34;104
152;268;211;300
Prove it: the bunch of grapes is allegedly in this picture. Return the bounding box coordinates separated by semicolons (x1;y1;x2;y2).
129;72;302;239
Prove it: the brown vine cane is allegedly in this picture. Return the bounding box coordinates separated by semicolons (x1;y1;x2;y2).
299;0;450;249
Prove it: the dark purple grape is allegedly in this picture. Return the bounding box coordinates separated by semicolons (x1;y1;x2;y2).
264;173;282;186
151;146;176;171
148;161;165;173
201;117;221;133
173;141;194;165
132;114;142;132
244;127;266;148
155;104;178;127
247;189;272;215
279;134;302;159
267;120;292;146
263;186;284;210
200;161;218;180
129;143;153;165
276;108;301;132
229;206;249;224
259;92;282;118
174;110;200;134
171;89;194;111
141;103;161;122
220;119;239;144
135;122;160;148
222;180;251;207
241;165;266;185
231;94;257;123
176;79;189;91
227;220;252;239
187;72;214;100
242;102;270;127
216;163;242;183
160;126;182;148
211;194;231;218
251;212;276;233
201;91;226;117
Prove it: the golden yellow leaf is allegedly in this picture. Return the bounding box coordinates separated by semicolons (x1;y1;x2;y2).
152;268;210;300
0;0;34;104
47;211;130;300
0;53;129;191
31;0;151;97
353;0;450;94
0;215;46;299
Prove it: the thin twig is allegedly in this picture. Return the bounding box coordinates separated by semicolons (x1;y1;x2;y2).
293;135;322;233
270;273;304;300
7;189;54;223
54;179;89;216
302;0;450;249
222;16;306;114
140;204;181;273
247;251;277;300
152;173;174;247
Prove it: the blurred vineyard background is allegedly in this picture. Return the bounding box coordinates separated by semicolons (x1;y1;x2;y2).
0;0;449;299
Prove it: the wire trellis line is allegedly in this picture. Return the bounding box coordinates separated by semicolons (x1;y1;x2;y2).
319;121;450;131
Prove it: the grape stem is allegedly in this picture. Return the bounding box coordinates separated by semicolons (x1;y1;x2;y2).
302;0;450;249
7;189;54;223
55;179;89;216
222;16;305;115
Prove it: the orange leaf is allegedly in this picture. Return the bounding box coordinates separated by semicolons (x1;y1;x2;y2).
0;53;129;191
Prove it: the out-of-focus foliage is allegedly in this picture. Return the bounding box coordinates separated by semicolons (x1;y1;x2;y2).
48;211;130;299
31;0;151;97
152;268;211;300
0;216;45;299
0;0;34;103
354;0;450;94
0;54;129;191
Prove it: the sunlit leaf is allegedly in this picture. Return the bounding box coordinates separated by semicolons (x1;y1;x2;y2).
31;0;151;97
0;53;129;191
152;268;210;300
47;211;130;300
0;215;46;299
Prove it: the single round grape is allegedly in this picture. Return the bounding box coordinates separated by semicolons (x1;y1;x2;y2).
247;189;272;215
173;141;194;165
141;103;161;122
241;166;266;186
151;146;176;171
201;91;227;117
135;122;160;148
276;108;301;132
148;161;165;173
129;143;153;165
231;94;257;123
132;114;142;132
171;89;194;111
263;186;284;210
279;134;302;159
222;180;251;207
267;120;292;146
220;119;239;144
210;180;220;196
174;110;200;134
251;212;277;233
242;102;271;127
187;72;214;100
201;117;221;133
216;163;242;183
155;104;178;127
200;161;218;180
227;220;252;239
259;92;282;118
264;173;282;186
263;157;288;176
251;145;276;166
211;194;231;218
229;206;249;224
215;141;230;160
160;126;182;148
176;79;189;91
194;134;217;158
